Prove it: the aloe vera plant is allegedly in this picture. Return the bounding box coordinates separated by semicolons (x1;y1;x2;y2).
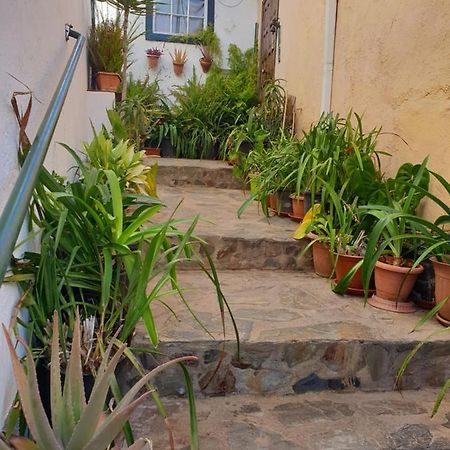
1;311;196;450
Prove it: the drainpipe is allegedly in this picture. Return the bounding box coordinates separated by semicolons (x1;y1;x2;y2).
320;0;338;114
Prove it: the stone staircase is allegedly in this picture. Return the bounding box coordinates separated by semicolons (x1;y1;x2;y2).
129;158;450;450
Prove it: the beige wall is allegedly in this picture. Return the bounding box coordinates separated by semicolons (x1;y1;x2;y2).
276;0;325;132
273;0;450;219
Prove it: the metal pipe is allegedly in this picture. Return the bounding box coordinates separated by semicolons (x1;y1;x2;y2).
320;0;338;114
0;28;85;286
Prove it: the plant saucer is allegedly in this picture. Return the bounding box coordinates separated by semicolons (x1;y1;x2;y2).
368;294;416;313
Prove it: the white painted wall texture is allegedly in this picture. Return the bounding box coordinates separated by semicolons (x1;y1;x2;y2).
0;0;113;426
130;0;258;96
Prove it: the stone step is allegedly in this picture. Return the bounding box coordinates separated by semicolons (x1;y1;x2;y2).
149;157;245;190
131;389;450;450
121;271;450;397
155;184;311;271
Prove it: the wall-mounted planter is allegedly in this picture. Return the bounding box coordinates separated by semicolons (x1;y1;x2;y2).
147;55;161;70
199;57;212;73
173;63;185;76
96;72;121;92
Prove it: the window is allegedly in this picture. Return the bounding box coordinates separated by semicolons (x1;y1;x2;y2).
146;0;215;41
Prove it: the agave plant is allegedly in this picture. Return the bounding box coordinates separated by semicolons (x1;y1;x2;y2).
0;311;196;450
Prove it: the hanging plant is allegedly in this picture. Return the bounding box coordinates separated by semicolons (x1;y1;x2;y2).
146;47;163;69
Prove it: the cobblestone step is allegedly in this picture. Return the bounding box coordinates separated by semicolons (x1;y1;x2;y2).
131;390;450;450
122;271;450;397
155;184;312;271
150;157;245;190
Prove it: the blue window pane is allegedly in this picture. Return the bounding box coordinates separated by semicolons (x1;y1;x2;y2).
154;13;171;33
189;17;203;32
190;0;204;18
172;15;187;34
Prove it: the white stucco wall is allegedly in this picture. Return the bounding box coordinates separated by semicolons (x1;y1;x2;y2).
0;0;113;427
129;0;258;95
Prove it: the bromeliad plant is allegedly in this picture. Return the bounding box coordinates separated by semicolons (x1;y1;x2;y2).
1;311;196;450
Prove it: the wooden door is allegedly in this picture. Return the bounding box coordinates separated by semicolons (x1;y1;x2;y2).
259;0;280;89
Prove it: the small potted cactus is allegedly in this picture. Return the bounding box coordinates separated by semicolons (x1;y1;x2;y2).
146;47;163;69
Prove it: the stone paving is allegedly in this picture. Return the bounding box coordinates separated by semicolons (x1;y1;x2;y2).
132;390;450;450
154;184;311;270
131;158;450;449
129;271;450;396
150;157;245;190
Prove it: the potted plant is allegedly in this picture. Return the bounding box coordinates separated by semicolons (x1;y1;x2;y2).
294;205;334;278
144;116;165;157
88;15;123;92
1;311;195;449
99;0;158;99
356;159;448;312
170;48;188;76
431;252;450;325
195;26;221;73
146;47;163;69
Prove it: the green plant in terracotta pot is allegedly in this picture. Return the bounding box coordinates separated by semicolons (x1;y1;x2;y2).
356;158;449;312
88;14;123;92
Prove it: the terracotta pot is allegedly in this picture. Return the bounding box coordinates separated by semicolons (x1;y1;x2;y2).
147;55;160;69
173;62;184;76
369;257;423;313
431;257;450;325
335;253;365;290
144;147;160;157
290;194;305;221
96;72;121;92
199;57;213;73
307;233;333;278
267;193;277;211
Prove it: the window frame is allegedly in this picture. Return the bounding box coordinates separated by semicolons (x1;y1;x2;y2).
145;0;215;42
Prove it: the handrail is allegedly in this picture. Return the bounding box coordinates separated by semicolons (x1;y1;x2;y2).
0;27;85;286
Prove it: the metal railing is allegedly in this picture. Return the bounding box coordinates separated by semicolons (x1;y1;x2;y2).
0;26;85;286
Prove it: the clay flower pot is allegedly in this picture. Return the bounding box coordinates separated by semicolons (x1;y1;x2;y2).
369;256;424;313
307;233;333;278
289;194;305;221
96;72;121;92
173;62;185;76
147;55;160;69
334;253;375;296
199;57;213;73
431;256;450;326
267;193;277;211
144;147;160;157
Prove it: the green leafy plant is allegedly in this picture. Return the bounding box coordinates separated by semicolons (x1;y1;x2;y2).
116;76;163;150
88;14;123;74
98;0;156;98
83;128;157;196
334;158;449;297
1;311;196;450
